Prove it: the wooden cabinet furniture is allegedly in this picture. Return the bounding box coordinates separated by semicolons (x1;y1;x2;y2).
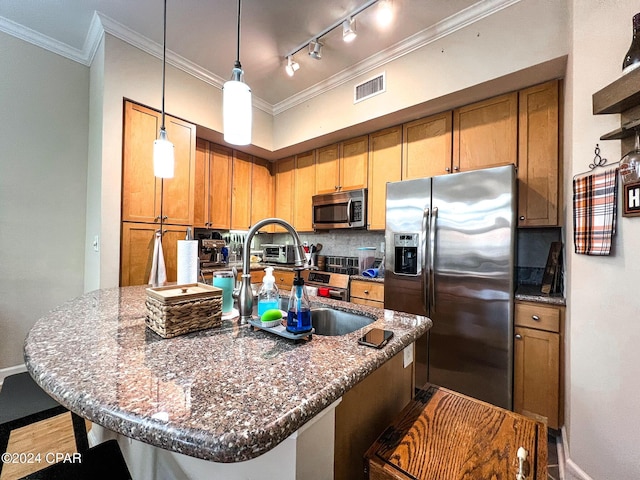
251;156;275;232
293;150;316;232
273;270;295;291
365;384;547;480
335;349;414;480
453;92;518;173
514;300;564;430
122;101;196;226
402;112;453;179
274;157;295;232
230;151;253;230
315;137;368;194
368;127;402;230
120;223;187;286
194;139;232;229
518;80;561;227
350;280;384;308
235;269;264;284
316;143;341;194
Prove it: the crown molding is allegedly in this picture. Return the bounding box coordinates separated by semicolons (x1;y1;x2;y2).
272;0;522;115
1;0;520;116
0;14;91;65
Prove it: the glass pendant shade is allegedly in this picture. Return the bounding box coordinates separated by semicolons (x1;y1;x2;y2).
223;68;252;146
153;128;175;178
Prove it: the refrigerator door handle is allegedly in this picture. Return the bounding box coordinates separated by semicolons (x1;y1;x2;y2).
422;207;430;312
429;206;438;311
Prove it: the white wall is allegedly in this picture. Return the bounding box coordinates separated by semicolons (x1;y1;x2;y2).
274;0;568;149
0;32;89;368
564;1;640;479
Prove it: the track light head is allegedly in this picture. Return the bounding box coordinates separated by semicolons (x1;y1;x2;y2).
342;18;357;42
308;40;323;60
285;56;300;76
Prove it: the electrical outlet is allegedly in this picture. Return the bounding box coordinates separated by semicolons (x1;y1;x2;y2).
403;342;414;368
92;235;99;252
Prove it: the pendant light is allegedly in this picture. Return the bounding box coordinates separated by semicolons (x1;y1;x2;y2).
223;0;252;146
153;0;174;178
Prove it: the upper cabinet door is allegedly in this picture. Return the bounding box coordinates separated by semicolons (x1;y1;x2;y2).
274;156;295;232
208;144;233;230
294;150;316;232
162;115;196;225
368;126;402;231
122;101;162;223
231;151;253;230
315;143;340;194
518;80;560;227
251;156;275;232
403;112;453;179
453;92;517;172
340;135;368;191
122;100;196;225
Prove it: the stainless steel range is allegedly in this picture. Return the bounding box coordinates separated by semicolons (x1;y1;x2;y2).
301;270;350;301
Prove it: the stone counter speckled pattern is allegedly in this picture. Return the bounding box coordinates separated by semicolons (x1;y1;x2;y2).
24;286;431;463
515;285;566;306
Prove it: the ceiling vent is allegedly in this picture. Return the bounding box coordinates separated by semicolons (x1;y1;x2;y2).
354;72;386;104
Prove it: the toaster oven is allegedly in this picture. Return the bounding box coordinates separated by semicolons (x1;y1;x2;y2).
262;244;297;264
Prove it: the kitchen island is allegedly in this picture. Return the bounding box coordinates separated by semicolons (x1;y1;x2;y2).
23;285;431;479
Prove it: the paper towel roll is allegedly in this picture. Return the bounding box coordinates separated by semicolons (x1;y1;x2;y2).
177;240;198;284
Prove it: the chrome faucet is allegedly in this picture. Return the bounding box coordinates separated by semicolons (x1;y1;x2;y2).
234;218;306;323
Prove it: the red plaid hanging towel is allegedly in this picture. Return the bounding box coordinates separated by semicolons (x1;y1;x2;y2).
573;169;618;255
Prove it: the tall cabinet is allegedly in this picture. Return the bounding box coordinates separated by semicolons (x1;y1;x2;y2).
121;100;196;286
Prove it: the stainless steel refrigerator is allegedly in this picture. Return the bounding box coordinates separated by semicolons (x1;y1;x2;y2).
384;165;516;409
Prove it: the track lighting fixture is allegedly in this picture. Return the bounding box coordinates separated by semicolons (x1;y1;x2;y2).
343;18;357;42
153;0;174;178
283;0;394;76
308;40;323;60
223;0;252;146
285;56;300;77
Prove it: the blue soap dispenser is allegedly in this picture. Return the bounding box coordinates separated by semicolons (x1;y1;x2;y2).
286;270;312;334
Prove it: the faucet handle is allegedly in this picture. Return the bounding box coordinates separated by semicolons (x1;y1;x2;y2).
231;265;240;298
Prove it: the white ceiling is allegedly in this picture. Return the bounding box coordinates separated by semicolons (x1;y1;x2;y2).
0;0;519;108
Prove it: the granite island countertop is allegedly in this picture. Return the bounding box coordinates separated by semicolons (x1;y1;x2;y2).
24;286;431;464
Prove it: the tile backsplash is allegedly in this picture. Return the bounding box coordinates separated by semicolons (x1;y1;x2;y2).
271;230;385;258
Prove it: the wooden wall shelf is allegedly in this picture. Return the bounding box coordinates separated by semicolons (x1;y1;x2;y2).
592;67;640;115
600;118;640;140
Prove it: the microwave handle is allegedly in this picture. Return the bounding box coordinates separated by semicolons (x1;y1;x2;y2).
346;198;353;226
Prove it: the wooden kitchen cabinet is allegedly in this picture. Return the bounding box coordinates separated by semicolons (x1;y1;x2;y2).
251;156;275;232
231;151;253;230
315;143;341;194
335;349;413;480
350;280;384;308
368;126;402;230
294;150;316;232
402;112;453;179
273;270;295;291
194;139;232;229
274;156;295;232
453;92;517;172
120;222;188;286
122;100;196;225
365;384;547;480
518;80;561;227
514;300;564;429
315;136;368;194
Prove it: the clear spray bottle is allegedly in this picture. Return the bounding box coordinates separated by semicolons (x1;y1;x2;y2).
286;270;312;334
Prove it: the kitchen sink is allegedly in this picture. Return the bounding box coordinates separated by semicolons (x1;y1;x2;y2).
309;307;375;336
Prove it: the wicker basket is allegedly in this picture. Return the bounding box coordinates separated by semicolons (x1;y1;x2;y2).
145;283;223;338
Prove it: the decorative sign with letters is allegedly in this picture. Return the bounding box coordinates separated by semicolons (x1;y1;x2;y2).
623;181;640;217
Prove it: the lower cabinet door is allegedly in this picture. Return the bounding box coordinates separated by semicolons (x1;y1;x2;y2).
514;326;560;428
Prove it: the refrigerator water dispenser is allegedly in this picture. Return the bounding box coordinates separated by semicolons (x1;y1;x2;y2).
393;233;418;275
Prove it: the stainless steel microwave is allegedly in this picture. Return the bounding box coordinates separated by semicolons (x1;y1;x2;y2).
312;189;367;230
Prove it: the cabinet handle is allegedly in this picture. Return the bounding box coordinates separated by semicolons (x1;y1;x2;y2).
531;315;540;321
519;216;526;221
445;167;451;172
364;290;369;294
515;334;522;340
162;216;168;221
154;216;160;222
454;166;459;171
516;446;528;480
